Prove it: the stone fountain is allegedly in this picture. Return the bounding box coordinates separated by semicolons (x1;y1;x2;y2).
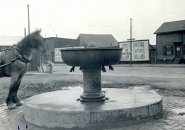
23;34;163;129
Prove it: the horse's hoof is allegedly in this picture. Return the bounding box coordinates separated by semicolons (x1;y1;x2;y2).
16;101;23;106
7;103;16;110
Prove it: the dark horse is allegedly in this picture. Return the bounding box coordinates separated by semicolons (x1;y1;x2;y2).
0;30;45;109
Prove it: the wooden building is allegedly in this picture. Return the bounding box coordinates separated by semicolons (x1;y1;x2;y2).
77;34;118;48
149;45;156;64
44;37;78;63
48;34;119;63
154;20;185;64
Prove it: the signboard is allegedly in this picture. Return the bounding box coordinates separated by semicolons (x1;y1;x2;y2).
119;40;149;61
119;42;130;61
54;46;84;62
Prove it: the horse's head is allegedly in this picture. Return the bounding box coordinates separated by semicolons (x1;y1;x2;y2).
27;30;46;52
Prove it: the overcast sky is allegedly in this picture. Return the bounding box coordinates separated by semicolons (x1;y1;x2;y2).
0;0;185;45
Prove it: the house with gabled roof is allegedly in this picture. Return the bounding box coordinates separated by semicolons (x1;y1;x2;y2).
154;20;185;64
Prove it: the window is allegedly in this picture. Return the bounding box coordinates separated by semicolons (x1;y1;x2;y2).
163;44;174;56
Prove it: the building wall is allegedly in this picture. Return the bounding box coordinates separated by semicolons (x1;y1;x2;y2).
44;37;78;63
182;33;185;59
149;49;156;64
45;38;56;62
29;50;41;71
183;33;185;42
156;32;183;63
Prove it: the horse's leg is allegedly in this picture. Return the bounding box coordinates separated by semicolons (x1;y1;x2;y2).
6;62;28;109
6;74;21;109
11;74;24;106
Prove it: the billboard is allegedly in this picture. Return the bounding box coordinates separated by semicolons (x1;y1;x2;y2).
54;46;84;62
119;40;149;61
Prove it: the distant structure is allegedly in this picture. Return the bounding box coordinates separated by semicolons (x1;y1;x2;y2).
0;36;21;66
154;20;185;64
149;44;156;64
44;37;78;63
0;36;22;46
45;36;157;64
45;34;119;63
77;34;118;48
0;45;11;51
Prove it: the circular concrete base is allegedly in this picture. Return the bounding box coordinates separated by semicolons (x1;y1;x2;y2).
23;87;162;129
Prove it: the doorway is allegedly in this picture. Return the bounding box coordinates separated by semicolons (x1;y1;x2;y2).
174;43;182;58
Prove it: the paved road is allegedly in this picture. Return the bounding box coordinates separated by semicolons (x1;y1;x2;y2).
1;64;185;130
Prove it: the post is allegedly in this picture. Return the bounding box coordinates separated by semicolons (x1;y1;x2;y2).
27;4;33;71
130;18;132;66
24;28;26;37
27;4;30;34
80;67;106;102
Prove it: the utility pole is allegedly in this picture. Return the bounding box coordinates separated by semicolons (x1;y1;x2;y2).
27;4;30;34
127;18;135;67
130;18;132;66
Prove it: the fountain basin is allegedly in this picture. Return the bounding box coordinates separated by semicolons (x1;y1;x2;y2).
60;48;122;67
24;87;163;129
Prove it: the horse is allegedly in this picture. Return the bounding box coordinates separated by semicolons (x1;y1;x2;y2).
0;30;45;109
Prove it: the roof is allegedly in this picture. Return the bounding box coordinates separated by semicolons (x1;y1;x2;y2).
78;34;118;48
45;37;78;48
154;20;185;34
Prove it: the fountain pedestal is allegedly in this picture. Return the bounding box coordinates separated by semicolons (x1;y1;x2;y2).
80;67;106;102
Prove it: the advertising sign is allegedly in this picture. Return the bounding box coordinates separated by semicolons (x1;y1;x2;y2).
119;42;130;61
54;46;84;62
119;40;149;61
55;48;63;62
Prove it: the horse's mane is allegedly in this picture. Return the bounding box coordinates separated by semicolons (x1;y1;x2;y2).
17;30;42;50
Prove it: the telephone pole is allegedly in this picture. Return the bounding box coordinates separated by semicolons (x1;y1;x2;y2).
27;4;30;34
127;18;135;67
130;18;132;66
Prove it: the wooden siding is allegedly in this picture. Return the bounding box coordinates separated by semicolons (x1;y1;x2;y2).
156;33;183;61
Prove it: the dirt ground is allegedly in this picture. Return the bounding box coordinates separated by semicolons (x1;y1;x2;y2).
1;64;185;130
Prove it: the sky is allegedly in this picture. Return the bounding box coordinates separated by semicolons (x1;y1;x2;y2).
0;0;185;45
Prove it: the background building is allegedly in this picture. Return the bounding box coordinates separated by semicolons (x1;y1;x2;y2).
45;37;78;63
0;36;22;51
77;34;118;48
155;20;185;64
149;45;156;64
46;34;120;63
0;45;11;51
